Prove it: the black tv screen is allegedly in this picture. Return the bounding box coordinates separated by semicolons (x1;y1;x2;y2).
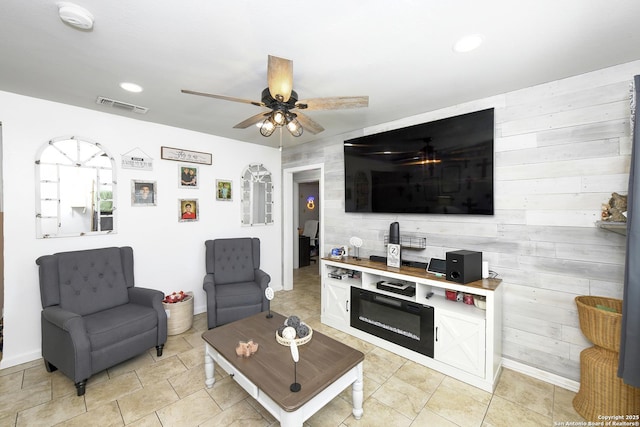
344;108;494;215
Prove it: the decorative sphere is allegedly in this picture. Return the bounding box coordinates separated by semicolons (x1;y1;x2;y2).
296;324;310;338
286;315;301;328
282;326;297;340
277;325;287;337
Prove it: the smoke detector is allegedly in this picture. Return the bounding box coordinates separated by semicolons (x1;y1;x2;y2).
58;2;94;30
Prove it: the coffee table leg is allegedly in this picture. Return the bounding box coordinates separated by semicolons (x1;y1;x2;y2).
352;362;364;419
204;344;216;388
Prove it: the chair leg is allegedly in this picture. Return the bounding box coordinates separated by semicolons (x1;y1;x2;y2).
44;360;58;373
156;344;164;357
75;380;87;396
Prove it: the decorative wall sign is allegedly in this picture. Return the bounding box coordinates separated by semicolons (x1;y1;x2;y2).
121;148;153;170
161;146;212;165
306;196;315;210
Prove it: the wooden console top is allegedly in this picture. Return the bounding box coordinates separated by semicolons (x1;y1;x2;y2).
323;256;502;291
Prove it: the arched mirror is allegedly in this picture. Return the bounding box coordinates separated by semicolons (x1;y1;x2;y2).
241;163;274;226
35;136;116;238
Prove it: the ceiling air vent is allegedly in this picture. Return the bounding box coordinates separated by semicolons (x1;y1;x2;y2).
96;96;148;114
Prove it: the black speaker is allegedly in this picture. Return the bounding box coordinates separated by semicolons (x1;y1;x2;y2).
446;250;482;284
389;222;400;245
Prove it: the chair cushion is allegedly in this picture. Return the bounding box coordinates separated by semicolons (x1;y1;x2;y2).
84;303;158;351
216;282;263;308
56;248;129;316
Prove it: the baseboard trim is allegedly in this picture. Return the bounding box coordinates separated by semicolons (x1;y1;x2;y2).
502;358;580;392
0;350;42;370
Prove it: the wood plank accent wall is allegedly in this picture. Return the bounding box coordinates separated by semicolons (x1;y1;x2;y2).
282;61;639;382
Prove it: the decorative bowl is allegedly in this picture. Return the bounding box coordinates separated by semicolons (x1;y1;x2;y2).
275;321;313;346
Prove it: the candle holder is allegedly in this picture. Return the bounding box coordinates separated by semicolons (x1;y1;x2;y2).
265;287;274;319
290;340;301;392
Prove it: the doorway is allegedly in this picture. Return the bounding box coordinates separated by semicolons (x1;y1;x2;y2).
282;164;323;291
297;181;320;267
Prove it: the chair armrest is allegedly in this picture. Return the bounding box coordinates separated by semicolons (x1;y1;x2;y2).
128;287;167;345
203;273;217;329
42;306;84;332
128;287;164;307
255;269;271;290
203;274;216;293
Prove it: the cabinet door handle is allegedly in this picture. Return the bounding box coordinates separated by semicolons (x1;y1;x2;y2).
435;326;438;342
346;300;349;312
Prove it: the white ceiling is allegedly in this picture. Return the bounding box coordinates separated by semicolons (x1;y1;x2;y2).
2;1;640;149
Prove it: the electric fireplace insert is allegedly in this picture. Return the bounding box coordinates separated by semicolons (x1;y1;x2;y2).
350;287;434;358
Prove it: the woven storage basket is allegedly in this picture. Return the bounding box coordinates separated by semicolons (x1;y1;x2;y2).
163;292;194;335
573;346;640;421
573;295;640;421
575;295;622;352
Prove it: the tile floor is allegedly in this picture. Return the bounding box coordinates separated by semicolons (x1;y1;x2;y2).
0;266;586;426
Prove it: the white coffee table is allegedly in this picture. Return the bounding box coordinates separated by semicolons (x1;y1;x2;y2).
202;312;364;426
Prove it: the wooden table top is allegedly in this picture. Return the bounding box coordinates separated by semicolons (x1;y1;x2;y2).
201;311;364;412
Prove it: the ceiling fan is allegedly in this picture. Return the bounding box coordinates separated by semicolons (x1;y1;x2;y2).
181;55;369;137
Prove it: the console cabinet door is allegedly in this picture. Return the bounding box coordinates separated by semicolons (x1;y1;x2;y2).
435;310;486;377
322;280;350;330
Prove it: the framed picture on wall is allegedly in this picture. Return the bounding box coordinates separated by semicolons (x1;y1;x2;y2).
179;199;198;222
216;179;232;201
131;180;157;206
179;165;199;188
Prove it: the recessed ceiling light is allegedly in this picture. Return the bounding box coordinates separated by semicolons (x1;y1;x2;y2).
120;82;143;93
57;2;94;30
453;34;483;53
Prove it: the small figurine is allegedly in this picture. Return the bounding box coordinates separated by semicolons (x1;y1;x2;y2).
235;340;259;357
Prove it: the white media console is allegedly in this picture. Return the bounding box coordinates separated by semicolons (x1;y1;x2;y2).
321;256;503;392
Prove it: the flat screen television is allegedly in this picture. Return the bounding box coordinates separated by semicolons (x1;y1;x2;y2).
344;108;494;215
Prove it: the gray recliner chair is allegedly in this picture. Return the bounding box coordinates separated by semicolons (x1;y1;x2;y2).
203;238;271;329
36;246;167;396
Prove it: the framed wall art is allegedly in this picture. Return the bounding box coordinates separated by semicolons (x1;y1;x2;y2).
131;180;157;206
216;179;232;201
179;165;199;188
179;199;198;222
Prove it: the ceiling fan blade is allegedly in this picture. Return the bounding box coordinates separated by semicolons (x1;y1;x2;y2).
233;111;270;129
267;55;293;103
296;96;369;111
295;112;324;134
181;89;264;107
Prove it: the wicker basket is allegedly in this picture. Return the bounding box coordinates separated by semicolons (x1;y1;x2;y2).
163;292;194;335
573;346;640;421
575;295;622;352
573;295;640;421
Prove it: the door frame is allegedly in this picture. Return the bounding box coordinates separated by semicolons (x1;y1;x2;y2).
282;163;324;291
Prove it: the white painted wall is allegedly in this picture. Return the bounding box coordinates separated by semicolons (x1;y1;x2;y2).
282;60;640;382
0;91;282;368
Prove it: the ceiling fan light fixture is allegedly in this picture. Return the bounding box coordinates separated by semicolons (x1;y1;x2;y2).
286;115;303;137
272;110;286;126
259;118;276;137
